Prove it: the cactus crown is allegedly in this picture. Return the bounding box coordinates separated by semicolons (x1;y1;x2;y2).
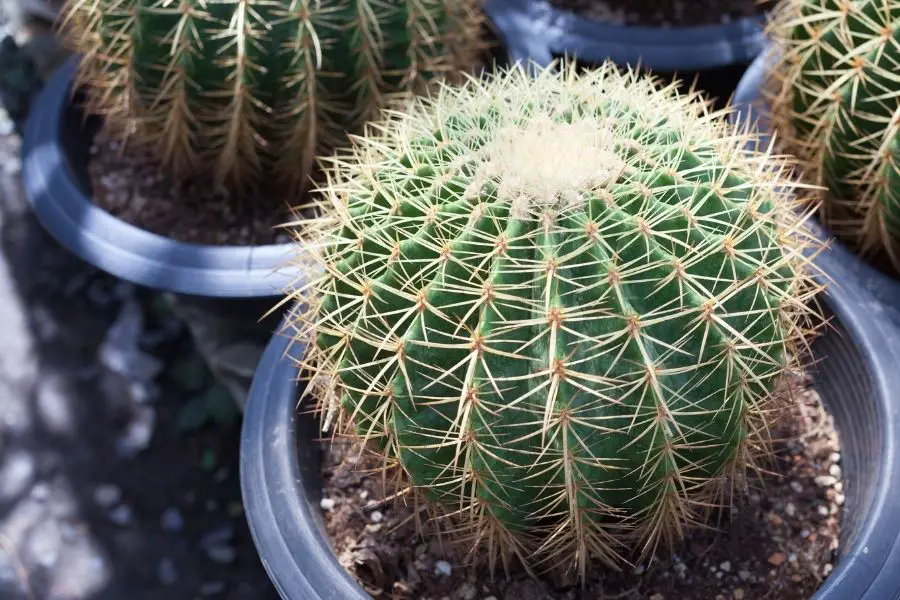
767;0;900;265
60;0;484;195
287;62;823;578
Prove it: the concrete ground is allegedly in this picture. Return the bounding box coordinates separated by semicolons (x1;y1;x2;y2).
0;124;280;598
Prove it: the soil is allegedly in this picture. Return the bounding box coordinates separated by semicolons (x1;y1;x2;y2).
547;0;775;27
88;134;295;246
320;375;842;600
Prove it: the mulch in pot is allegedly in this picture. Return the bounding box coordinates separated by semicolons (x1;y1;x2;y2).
547;0;775;27
88;134;294;246
318;375;841;600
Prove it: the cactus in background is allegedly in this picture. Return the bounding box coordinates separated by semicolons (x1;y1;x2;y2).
767;0;900;264
288;62;823;577
60;0;484;195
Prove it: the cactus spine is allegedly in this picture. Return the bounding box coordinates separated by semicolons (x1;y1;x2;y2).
60;0;484;195
768;0;900;264
290;63;823;577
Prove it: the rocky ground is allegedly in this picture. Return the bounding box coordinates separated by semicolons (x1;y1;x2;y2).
0;20;281;598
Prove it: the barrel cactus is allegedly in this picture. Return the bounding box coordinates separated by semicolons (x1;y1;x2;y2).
767;0;900;264
60;0;484;195
291;62;823;576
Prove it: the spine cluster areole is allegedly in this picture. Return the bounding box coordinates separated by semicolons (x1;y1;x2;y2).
287;62;824;578
767;0;900;264
60;0;484;195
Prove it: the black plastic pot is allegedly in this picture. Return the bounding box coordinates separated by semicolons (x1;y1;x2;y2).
241;280;900;599
484;0;767;73
22;57;296;299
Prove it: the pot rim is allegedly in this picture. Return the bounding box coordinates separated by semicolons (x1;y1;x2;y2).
484;0;767;71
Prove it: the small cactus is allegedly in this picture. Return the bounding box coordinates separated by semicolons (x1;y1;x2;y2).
290;63;823;577
767;0;900;264
60;0;484;195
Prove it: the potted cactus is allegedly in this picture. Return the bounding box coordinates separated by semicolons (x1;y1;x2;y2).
20;1;492;403
732;1;900;322
240;62;900;599
485;0;773;105
24;0;489;293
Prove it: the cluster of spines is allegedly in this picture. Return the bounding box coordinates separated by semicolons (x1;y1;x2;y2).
283;62;824;579
766;0;900;264
59;0;485;195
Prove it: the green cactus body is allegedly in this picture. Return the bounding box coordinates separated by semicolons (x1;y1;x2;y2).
61;0;483;194
769;0;900;262
296;64;820;575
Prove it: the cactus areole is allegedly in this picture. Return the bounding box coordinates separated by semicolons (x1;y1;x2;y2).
61;0;483;195
291;63;823;577
768;0;900;265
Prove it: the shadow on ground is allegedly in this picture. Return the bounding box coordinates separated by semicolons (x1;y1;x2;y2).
0;132;279;600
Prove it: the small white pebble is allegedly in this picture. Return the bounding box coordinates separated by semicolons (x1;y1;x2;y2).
790;481;803;493
815;475;837;487
359;490;369;500
720;561;731;572
785;503;796;517
829;452;841;463
738;570;751;581
788;553;798;563
800;529;810;538
836;493;845;506
370;510;384;524
823;563;834;576
2;156;21;175
319;498;336;511
817;505;829;517
673;563;687;577
829;464;842;478
835;482;844;493
434;560;452;577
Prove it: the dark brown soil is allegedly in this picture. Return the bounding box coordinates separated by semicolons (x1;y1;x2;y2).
547;0;775;27
320;376;842;600
88;134;294;246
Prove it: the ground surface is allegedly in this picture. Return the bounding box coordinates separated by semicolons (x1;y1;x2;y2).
0;96;279;600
